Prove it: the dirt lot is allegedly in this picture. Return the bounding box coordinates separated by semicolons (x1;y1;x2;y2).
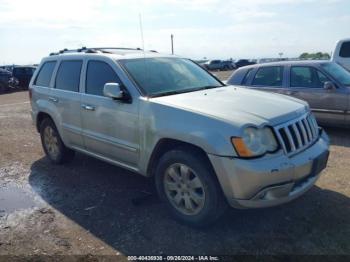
0;75;349;259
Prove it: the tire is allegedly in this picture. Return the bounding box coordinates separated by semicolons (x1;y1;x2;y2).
39;118;75;164
155;147;227;227
223;65;229;71
0;82;9;93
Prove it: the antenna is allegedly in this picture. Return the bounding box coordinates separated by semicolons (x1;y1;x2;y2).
139;13;145;52
139;13;148;89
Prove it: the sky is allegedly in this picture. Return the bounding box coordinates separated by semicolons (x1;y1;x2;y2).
0;0;349;64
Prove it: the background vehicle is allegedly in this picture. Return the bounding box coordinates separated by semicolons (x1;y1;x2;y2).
203;60;235;71
12;66;36;89
332;38;350;71
0;68;12;93
227;61;350;127
30;48;329;226
234;59;256;68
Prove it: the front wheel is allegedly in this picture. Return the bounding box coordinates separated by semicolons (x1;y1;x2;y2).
155;148;227;227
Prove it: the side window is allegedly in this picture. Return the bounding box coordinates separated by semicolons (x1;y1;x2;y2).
339;42;350;58
86;61;121;96
34;61;56;87
316;70;329;85
291;66;329;88
252;66;283;87
55;61;82;92
242;69;254;85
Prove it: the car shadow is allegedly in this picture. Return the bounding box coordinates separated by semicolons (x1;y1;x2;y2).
323;126;350;148
29;154;350;255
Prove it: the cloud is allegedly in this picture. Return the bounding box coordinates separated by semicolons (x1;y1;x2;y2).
0;0;348;63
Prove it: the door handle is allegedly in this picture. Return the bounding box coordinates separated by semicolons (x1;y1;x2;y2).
81;104;95;111
48;97;59;103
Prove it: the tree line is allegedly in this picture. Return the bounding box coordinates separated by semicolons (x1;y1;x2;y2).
299;52;330;60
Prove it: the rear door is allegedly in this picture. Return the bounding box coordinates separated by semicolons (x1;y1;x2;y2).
288;65;347;126
50;60;84;148
31;61;57;115
80;59;139;169
247;66;288;94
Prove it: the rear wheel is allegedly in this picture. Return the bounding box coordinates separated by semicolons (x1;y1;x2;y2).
40;118;75;164
0;82;8;93
155;147;227;227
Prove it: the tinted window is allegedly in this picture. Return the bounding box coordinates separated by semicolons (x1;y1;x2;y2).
35;62;56;87
55;61;82;92
252;66;283;87
321;62;350;86
86;61;121;96
291;66;329;88
242;69;254;85
14;67;35;75
339;42;350;58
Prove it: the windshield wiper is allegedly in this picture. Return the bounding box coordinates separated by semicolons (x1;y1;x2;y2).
150;90;189;98
197;85;223;90
150;85;223;98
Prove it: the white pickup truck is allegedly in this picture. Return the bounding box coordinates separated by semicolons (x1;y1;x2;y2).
332;38;350;71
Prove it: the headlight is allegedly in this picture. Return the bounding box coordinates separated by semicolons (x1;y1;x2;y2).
231;127;278;157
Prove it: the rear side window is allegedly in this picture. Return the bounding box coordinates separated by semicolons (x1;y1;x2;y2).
291;66;329;88
242;69;254;85
55;61;82;92
339;42;350;58
35;61;56;87
86;61;121;96
252;66;283;87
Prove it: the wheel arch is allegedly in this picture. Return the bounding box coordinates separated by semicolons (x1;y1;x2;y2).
36;112;55;132
146;138;214;177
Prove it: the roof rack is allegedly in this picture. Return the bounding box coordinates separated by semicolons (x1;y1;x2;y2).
49;47;144;56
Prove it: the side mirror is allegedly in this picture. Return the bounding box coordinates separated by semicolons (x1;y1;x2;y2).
103;83;124;99
324;81;336;90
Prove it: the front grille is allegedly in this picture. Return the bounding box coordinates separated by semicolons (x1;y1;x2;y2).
274;113;319;156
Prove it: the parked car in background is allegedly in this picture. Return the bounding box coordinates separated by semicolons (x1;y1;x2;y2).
12;66;36;89
203;60;235;71
227;61;350;127
234;59;256;68
0;68;12;93
30;47;329;226
332;38;350;71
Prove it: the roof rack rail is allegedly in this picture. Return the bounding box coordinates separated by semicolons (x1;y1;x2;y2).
49;47;144;56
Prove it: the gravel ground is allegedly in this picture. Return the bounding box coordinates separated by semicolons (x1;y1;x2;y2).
0;78;349;259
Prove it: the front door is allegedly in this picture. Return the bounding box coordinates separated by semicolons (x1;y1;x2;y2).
288;66;347;126
80;60;139;169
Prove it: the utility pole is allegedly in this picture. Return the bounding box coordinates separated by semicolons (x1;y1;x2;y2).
171;34;174;55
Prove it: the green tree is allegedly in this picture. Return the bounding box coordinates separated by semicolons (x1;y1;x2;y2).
299;52;330;60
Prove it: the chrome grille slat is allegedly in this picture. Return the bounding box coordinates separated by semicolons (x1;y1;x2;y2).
292;123;302;148
303;118;313;141
306;116;314;138
274;113;319;156
298;121;308;145
284;127;296;151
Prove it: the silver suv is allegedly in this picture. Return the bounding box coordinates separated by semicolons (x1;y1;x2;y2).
30;48;330;226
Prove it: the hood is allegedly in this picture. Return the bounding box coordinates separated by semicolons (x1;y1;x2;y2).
150;86;308;127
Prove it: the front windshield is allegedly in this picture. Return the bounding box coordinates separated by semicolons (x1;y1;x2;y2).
119;57;223;97
321;63;350;86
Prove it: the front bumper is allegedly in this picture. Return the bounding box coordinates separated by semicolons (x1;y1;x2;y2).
209;129;330;208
